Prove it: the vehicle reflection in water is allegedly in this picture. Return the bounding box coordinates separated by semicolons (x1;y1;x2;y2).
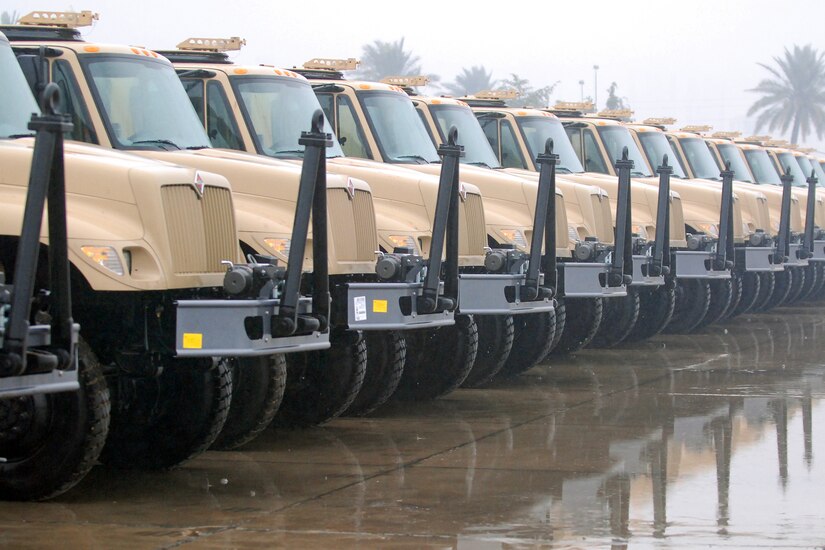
0;305;823;547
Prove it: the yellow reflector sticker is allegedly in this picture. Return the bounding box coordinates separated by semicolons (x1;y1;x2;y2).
373;299;388;313
182;333;203;349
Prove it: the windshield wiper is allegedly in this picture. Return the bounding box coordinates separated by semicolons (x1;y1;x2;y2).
394;154;431;164
131;139;181;150
556;166;573;174
468;161;492;169
631;171;649;177
271;149;306;156
6;133;36;139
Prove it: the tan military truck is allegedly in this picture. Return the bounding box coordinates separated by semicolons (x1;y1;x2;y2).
463;97;683;342
2;13;455;443
557;110;735;332
705;134;823;304
0;28;332;499
154;40;553;395
655;125;787;311
297;64;630;361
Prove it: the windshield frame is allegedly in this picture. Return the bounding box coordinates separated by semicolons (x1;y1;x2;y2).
595;125;653;177
635;130;687;178
230;74;343;159
515;116;584;174
775;151;807;187
355;89;440;164
0;37;40;139
79;53;212;151
715;142;755;183
677;136;723;180
743;148;782;185
427;103;501;168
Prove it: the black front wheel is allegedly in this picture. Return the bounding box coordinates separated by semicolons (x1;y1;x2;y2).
395;315;478;400
590;290;640;348
664;279;711;333
211;354;286;450
462;315;514;388
344;331;406;416
797;263;820;302
733;271;761;315
275;331;367;428
697;279;733;328
751;272;776;312
625;283;676;341
497;311;556;378
0;340;110;501
785;266;808;304
552;298;603;354
762;269;793;310
101;357;232;469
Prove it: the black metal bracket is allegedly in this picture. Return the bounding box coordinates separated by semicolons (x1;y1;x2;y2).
1;83;75;377
715;161;735;271
803;169;818;259
418;126;461;314
649;154;672;277
609;147;634;287
524;137;558;300
774;168;794;264
271;109;331;336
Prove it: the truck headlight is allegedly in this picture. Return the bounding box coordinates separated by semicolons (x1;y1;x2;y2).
81;246;124;276
499;228;528;249
631;224;648;240
387;235;418;253
568;224;580;243
695;223;719;237
263;238;291;259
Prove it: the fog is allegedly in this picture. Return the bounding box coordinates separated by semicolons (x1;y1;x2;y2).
5;0;825;150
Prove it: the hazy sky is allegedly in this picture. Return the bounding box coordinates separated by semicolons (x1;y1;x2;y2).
5;0;825;149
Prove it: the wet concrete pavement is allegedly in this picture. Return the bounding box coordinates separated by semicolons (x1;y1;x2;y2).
2;302;825;548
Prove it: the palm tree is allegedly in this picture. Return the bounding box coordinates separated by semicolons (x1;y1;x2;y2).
356;37;422;81
501;73;560;108
443;66;496;97
747;45;825;144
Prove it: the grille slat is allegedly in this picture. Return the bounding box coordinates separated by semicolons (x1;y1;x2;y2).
161;185;237;274
670;196;686;241
460;193;486;255
327;189;377;262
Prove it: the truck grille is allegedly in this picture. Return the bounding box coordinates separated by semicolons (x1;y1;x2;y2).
590;192;614;244
555;194;569;251
161;185;237;274
756;196;771;233
733;197;744;239
459;192;487;255
327;188;377;261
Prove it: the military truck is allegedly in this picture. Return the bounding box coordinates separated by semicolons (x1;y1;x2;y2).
0;27;332;498
463;96;683;342
153;39;552;396
705;134;824;304
556;110;735;332
2;12;449;442
650;125;786;312
297;64;629;362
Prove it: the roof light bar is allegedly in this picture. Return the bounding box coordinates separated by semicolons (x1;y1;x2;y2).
18;10;98;28
303;58;359;71
176;36;245;52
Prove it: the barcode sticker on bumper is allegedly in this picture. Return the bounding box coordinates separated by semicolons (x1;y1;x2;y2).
354;296;367;321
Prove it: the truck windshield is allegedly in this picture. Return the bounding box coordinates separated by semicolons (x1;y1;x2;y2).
716;143;754;183
809;156;825;185
743;149;781;185
596;126;652;177
233;75;343;159
0;39;39;138
776;151;807;186
795;155;818;183
678;137;721;180
357;90;439;164
428;104;500;168
82;55;211;150
516;116;584;173
635;131;687;178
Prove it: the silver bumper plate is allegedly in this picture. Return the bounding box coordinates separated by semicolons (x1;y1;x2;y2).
175;297;330;358
458;273;556;315
743;246;784;272
673;250;731;279
0;323;81;397
346;282;455;330
561;262;627;298
811;240;825;261
785;243;810;267
631;255;666;286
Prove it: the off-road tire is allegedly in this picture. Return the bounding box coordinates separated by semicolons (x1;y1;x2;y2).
211;355;286;450
733;271;761;315
696;279;733;329
797;263;820;302
462;315;514;387
751;272;776;312
785;266;807;304
345;331;406;416
550;302;567;352
0;340;110;501
664;279;711;333
102;357;231;470
498;311;556;378
626;283;676;341
590;290;640;348
394;315;478;401
814;262;825;299
275;331;367;428
763;269;793;310
552;298;603;354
